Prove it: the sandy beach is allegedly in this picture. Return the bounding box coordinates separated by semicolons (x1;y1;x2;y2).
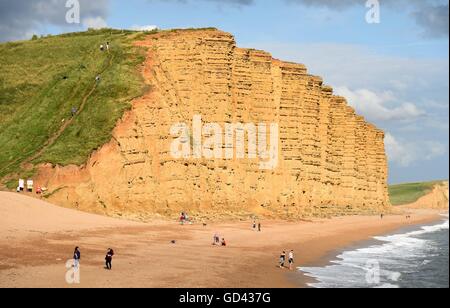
0;191;447;288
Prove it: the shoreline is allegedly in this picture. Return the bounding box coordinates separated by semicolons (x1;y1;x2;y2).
290;213;449;288
0;192;448;288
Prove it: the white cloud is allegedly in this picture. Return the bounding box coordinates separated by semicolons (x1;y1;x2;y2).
130;25;158;31
335;86;424;122
82;17;108;29
385;133;447;167
385;133;415;167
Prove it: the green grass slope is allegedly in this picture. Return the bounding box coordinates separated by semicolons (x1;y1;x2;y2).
388;180;446;206
0;29;148;183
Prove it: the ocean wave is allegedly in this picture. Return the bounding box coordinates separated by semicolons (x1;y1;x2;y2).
374;218;448;243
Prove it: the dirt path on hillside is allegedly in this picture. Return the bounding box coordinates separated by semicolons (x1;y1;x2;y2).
24;54;116;167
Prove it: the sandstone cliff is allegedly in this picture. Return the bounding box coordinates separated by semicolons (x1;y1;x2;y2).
36;29;390;220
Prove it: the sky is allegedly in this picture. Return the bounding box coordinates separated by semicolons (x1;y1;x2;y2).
0;0;448;184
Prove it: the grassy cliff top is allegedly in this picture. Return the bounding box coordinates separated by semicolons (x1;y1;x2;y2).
389;180;448;206
0;29;148;184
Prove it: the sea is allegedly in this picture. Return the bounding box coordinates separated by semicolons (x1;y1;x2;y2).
300;213;449;288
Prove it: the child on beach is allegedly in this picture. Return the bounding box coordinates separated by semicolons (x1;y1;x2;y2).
221;238;227;247
279;251;286;268
288;250;295;270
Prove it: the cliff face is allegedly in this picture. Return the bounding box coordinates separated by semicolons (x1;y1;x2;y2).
37;29;390;220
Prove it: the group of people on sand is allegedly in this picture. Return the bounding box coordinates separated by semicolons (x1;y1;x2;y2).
73;247;115;270
252;219;262;232
212;233;227;247
179;212;191;225
279;250;295;270
381;213;412;220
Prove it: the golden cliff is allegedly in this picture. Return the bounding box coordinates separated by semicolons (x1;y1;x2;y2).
36;29;391;220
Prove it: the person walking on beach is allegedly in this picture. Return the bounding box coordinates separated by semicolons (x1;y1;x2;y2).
288;250;295;270
105;248;114;270
73;247;81;269
258;222;261;232
253;220;257;231
279;251;286;269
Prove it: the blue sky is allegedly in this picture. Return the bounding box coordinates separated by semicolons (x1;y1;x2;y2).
1;0;448;184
